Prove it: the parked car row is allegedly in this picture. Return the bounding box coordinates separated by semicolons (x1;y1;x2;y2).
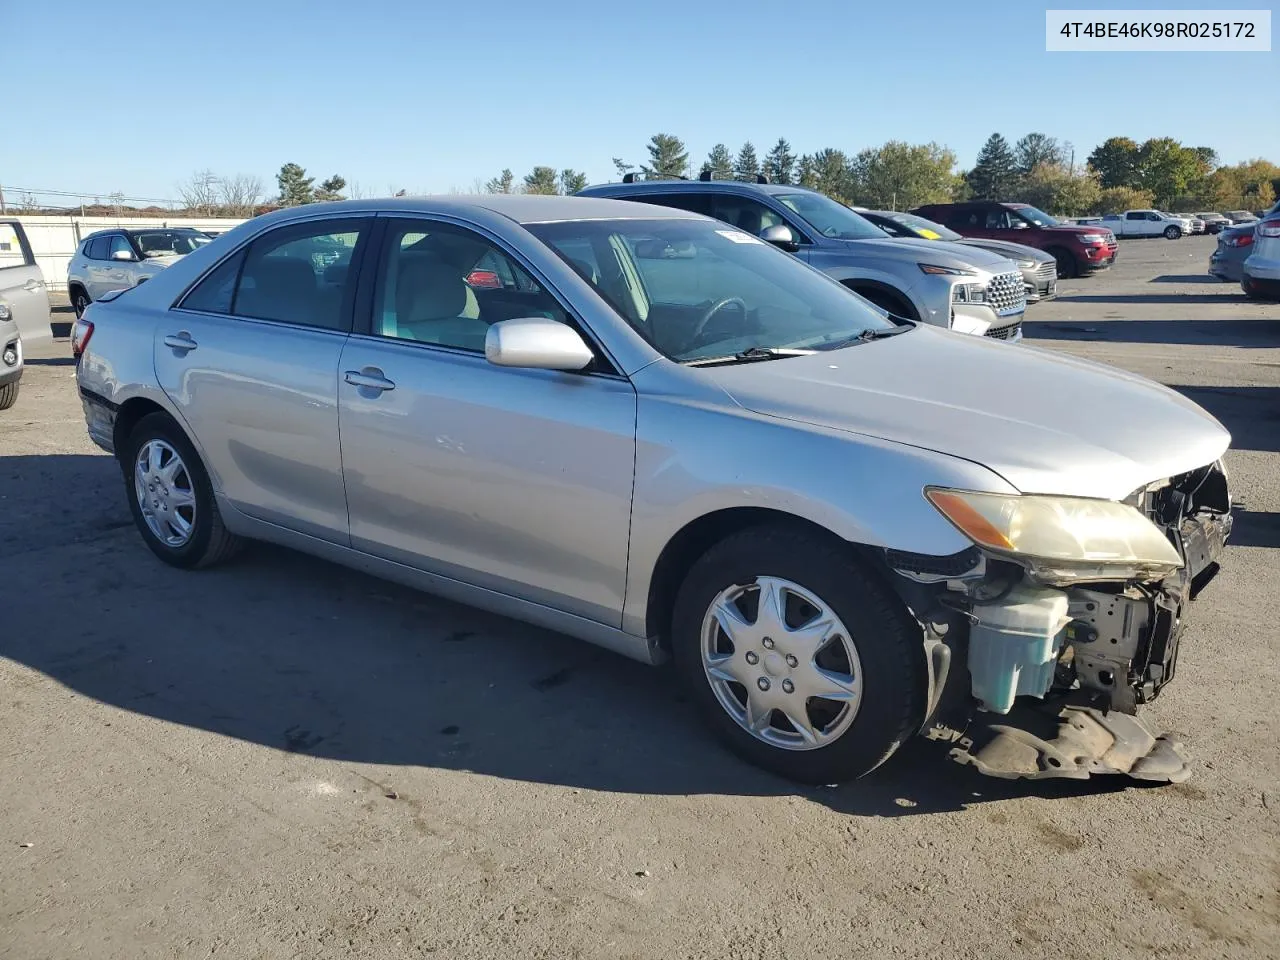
1211;212;1280;299
67;227;215;318
579;178;1031;340
72;192;1236;786
0;219;55;411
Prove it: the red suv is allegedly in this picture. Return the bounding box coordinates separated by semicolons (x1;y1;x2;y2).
911;201;1118;279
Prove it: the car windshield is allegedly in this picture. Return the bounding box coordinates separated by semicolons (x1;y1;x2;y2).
889;212;962;241
771;192;887;241
1012;205;1059;227
131;230;212;257
526;218;899;363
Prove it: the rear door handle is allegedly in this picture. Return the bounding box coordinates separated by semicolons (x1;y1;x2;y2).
344;369;396;392
163;332;198;352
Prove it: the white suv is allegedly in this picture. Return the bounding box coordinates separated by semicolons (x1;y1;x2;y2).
67;227;213;318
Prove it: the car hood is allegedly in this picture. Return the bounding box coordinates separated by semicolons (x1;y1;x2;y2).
843;236;1016;273
141;253;186;267
704;326;1230;500
957;237;1052;264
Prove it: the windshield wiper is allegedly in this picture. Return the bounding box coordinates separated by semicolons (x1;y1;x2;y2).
855;324;912;341
684;346;815;367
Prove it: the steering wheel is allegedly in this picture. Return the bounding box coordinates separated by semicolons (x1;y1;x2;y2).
690;297;747;345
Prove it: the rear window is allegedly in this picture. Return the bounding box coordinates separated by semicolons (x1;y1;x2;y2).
0;223;32;270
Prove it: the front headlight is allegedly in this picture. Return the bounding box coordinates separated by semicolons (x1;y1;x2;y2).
919;263;976;276
925;488;1183;582
952;282;986;303
1078;233;1107;244
1016;260;1035;269
0;303;10;321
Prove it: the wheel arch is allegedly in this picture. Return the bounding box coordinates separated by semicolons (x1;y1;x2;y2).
643;507;910;651
838;278;921;321
112;396;174;458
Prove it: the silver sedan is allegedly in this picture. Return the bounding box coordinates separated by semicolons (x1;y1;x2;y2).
73;195;1233;785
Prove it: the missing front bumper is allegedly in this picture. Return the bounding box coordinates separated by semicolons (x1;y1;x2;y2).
950;703;1191;783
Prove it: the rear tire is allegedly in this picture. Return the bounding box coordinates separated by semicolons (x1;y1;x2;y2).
122;412;243;569
671;524;925;784
0;381;17;411
71;288;91;319
1163;225;1182;240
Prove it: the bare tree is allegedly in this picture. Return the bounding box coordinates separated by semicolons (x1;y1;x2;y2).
346;180;371;200
218;174;263;216
178;170;221;215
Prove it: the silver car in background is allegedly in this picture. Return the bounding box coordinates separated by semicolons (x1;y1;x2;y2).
74;195;1232;785
67;227;214;318
578;179;1028;341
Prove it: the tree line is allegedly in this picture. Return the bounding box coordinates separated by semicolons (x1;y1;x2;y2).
482;132;1278;218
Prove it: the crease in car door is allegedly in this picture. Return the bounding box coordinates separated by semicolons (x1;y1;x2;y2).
336;217;638;627
155;217;371;545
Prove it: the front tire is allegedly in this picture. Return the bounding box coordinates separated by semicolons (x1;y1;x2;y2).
671;525;925;784
1050;247;1078;279
0;381;17;411
122;412;243;569
1163;225;1182;240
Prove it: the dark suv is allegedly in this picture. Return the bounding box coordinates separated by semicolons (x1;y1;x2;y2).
910;201;1118;279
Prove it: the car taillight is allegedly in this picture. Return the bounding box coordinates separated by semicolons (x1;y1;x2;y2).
1226;233;1255;248
465;270;501;289
1258;219;1280;238
71;318;94;359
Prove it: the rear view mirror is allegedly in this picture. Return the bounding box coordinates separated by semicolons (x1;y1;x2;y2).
111;249;135;261
760;224;800;252
485;317;594;371
633;239;697;260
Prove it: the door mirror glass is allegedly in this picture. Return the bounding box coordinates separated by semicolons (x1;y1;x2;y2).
485;317;594;371
759;224;800;252
111;248;136;261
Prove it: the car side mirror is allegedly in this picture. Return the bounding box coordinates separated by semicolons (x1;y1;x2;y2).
485;317;594;371
111;249;136;261
760;224;800;252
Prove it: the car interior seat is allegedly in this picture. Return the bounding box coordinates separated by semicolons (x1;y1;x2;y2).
393;256;488;350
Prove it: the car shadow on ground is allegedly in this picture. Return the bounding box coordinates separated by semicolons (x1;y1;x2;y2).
1165;385;1280;454
1052;293;1247;305
1150;274;1228;284
1228;510;1280;549
1;454;1140;820
1024;317;1280;348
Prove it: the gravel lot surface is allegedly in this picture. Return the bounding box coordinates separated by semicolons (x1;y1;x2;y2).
3;235;1278;959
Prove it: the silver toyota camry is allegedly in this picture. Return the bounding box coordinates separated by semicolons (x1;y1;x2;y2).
73;195;1233;785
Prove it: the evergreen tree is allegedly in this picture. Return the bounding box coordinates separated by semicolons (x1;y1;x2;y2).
276;163;315;206
523;166;560;195
809;149;853;202
559;169;588;195
314;175;346;202
612;157;635;180
764;137;796;185
796;154;817;189
704;143;734;180
485;169;516;194
641;133;689;180
734;142;760;181
965;134;1019;200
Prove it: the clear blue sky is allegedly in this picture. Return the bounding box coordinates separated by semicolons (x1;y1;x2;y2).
6;0;1277;202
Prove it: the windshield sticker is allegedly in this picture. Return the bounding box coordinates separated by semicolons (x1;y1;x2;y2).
715;230;763;244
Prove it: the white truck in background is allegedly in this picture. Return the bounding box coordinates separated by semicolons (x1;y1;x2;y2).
1101;210;1195;239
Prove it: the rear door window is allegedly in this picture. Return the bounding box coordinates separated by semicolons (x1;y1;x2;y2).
0;223;32;270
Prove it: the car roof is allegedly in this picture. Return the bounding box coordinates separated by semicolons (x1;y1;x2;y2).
578;179;817;199
249;194;704;227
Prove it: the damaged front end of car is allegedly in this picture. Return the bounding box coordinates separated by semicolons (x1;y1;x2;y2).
887;460;1233;783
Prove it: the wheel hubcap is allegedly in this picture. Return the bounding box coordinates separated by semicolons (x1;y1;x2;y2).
700;576;862;751
134;439;196;547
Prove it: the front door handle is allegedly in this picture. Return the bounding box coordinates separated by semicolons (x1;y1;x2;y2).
163;332;198;352
344;369;396;392
23;278;43;292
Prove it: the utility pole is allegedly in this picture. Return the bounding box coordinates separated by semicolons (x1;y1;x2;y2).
0;185;6;215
